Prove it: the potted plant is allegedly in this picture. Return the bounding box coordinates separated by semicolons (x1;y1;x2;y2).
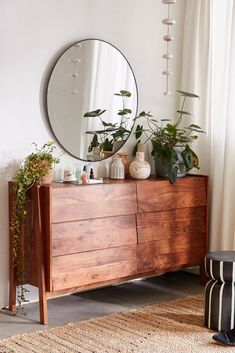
83;90;133;156
10;141;61;308
134;90;206;184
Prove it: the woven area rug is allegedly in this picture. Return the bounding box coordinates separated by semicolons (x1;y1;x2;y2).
0;294;231;353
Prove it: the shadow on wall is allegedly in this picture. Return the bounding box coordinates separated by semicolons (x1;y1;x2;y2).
0;160;21;306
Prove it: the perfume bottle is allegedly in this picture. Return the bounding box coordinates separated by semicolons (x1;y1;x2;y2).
90;168;94;179
81;166;88;184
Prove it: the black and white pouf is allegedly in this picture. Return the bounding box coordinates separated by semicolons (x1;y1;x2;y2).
205;251;235;331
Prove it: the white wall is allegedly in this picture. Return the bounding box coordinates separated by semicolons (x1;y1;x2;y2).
0;0;186;306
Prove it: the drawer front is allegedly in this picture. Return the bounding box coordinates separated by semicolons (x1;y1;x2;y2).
52;183;137;223
51;245;137;290
137;236;206;273
52;215;137;256
137;206;206;243
137;176;207;213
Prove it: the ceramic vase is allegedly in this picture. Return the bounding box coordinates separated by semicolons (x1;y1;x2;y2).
137;143;148;161
117;152;129;177
110;155;125;179
155;146;186;178
129;152;151;180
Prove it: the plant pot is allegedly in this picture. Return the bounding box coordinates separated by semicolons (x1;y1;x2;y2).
173;146;187;177
155;146;186;179
41;169;54;184
39;160;54;184
112;140;125;153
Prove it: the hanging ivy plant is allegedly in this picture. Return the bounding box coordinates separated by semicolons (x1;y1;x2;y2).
10;141;62;310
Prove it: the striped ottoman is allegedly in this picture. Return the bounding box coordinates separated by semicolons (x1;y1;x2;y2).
205;251;235;331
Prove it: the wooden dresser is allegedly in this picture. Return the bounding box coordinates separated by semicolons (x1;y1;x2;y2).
8;175;208;324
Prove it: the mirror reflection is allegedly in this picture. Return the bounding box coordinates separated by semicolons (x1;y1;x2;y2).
47;39;138;161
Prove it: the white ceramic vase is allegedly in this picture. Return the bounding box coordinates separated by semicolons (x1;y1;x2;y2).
129;152;151;180
110;155;125;179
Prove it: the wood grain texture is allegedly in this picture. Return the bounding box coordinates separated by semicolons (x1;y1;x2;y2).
52;245;137;290
137;236;206;273
51;183;137;223
137;176;207;213
137;206;206;243
52;260;137;291
39;186;52;291
52;215;137;256
8;176;209;324
52;245;136;272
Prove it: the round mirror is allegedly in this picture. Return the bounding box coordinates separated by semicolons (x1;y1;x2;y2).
46;39;138;161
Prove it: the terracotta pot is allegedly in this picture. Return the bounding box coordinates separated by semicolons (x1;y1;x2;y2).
39;160;54;184
41;169;54;184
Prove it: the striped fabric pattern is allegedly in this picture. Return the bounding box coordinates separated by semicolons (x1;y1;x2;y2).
204;251;235;331
205;251;235;282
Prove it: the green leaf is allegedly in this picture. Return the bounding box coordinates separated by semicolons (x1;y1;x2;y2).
101;120;116;127
135;124;143;139
101;138;113;151
118;108;132;115
181;145;193;171
168;164;178;184
114;90;131;97
86;128;115;134
88;134;99;152
85;130;97;135
176;90;199;98
188;124;202;129
132;140;141;156
83;109;106;117
177;110;192;115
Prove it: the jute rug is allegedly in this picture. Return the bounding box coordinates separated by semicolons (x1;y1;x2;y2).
0;294;231;353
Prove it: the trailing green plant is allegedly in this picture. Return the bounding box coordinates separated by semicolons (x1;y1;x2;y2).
134;90;206;183
84;90;132;153
10;141;61;310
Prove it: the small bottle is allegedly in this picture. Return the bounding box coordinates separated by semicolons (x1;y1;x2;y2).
81;166;88;184
75;163;81;184
90;168;94;179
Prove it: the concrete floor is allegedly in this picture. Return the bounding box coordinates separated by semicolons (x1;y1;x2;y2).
0;271;204;340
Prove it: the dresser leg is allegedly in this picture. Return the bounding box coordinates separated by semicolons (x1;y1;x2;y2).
199;263;207;285
34;185;48;324
8;278;16;312
39;289;48;324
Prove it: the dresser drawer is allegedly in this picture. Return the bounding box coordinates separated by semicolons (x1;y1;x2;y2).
52;215;137;256
137;235;206;273
137;206;206;243
51;245;137;290
137;176;207;213
51;183;137;223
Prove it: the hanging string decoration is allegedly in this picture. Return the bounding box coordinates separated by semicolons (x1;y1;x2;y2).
69;43;82;94
162;0;177;95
